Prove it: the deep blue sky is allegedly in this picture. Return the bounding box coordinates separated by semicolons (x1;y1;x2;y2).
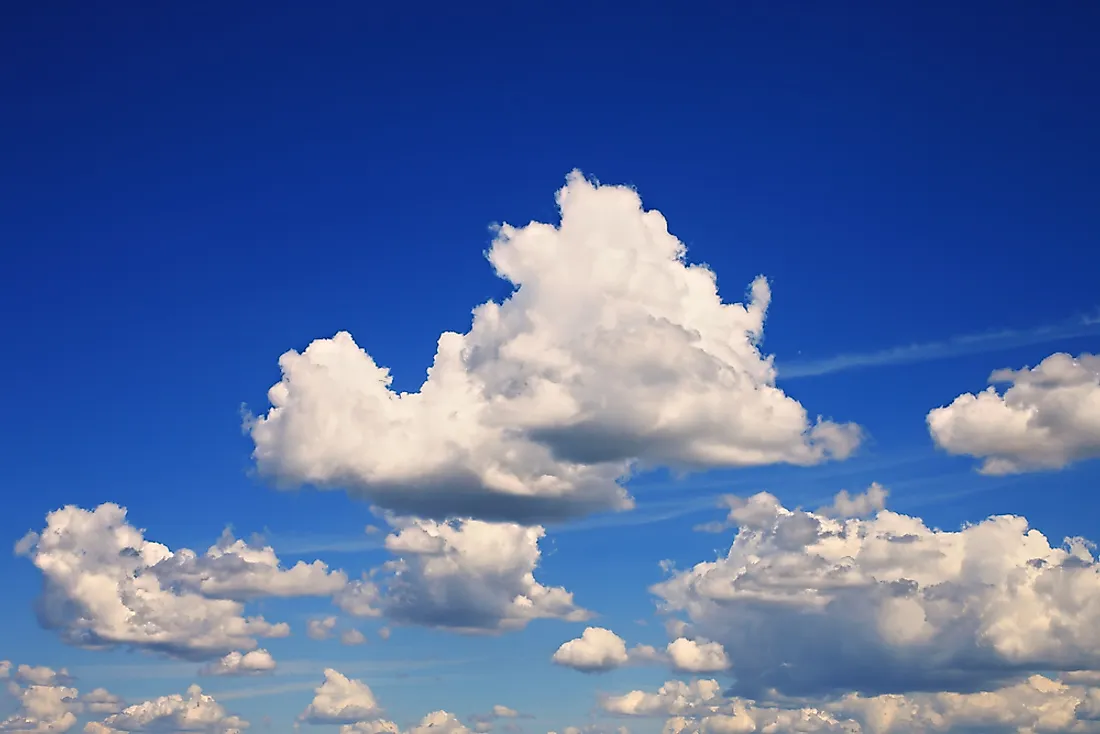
2;3;1099;733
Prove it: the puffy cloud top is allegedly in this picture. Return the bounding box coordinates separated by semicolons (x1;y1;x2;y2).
14;503;341;659
247;172;860;523
200;650;276;676
552;627;631;672
0;680;80;734
337;517;588;633
300;669;381;725
928;352;1100;474
552;628;729;674
90;685;247;734
652;485;1100;697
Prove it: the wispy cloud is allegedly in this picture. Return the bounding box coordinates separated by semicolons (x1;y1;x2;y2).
265;533;385;556
550;495;721;534
777;314;1100;379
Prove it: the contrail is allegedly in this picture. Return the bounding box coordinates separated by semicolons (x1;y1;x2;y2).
777;314;1100;379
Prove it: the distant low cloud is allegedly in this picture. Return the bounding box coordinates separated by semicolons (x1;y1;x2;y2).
928;351;1100;473
340;628;367;646
87;685;247;734
200;650;276;677
602;674;1100;734
246;171;859;524
307;616;338;641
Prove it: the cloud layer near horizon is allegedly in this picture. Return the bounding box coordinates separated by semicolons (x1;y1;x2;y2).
246;171;860;523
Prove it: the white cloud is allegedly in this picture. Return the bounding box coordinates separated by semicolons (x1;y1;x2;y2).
603;674;1100;734
81;689;124;715
377;627;391;641
246;171;860;524
602;679;724;717
467;704;525;734
299;669;381;725
154;529;347;601
928;352;1100;474
0;681;80;733
307;617;338;641
665;639;729;674
0;661;9;679
15;504;297;660
89;685;248;734
819;483;888;519
200;650;276;677
337;518;588;633
13;665;70;687
652;486;1100;697
339;723;401;734
552;627;629;673
552;628;728;674
340;628;366;646
406;712;471;734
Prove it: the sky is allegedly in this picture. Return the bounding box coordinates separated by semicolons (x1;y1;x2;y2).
2;2;1100;733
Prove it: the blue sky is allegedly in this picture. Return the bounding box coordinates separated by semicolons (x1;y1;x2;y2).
3;3;1100;734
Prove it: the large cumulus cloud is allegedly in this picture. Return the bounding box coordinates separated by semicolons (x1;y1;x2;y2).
15;503;344;660
651;485;1100;698
928;351;1100;474
246;171;860;523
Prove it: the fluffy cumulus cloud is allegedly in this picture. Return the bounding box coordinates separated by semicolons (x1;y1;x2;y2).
336;517;588;633
298;670;474;734
12;665;71;687
928;352;1100;474
340;628;366;646
199;649;276;676
553;627;630;672
651;485;1100;697
552;628;728;674
86;685;247;734
299;669;381;725
405;712;472;734
339;722;401;734
153;528;347;600
602;674;1100;734
246;171;860;523
307;616;338;640
13;504;329;660
0;677;80;733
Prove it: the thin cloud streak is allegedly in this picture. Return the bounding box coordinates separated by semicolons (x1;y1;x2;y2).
777;315;1100;379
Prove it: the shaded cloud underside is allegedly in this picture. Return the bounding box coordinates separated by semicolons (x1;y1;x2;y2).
246;171;860;523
